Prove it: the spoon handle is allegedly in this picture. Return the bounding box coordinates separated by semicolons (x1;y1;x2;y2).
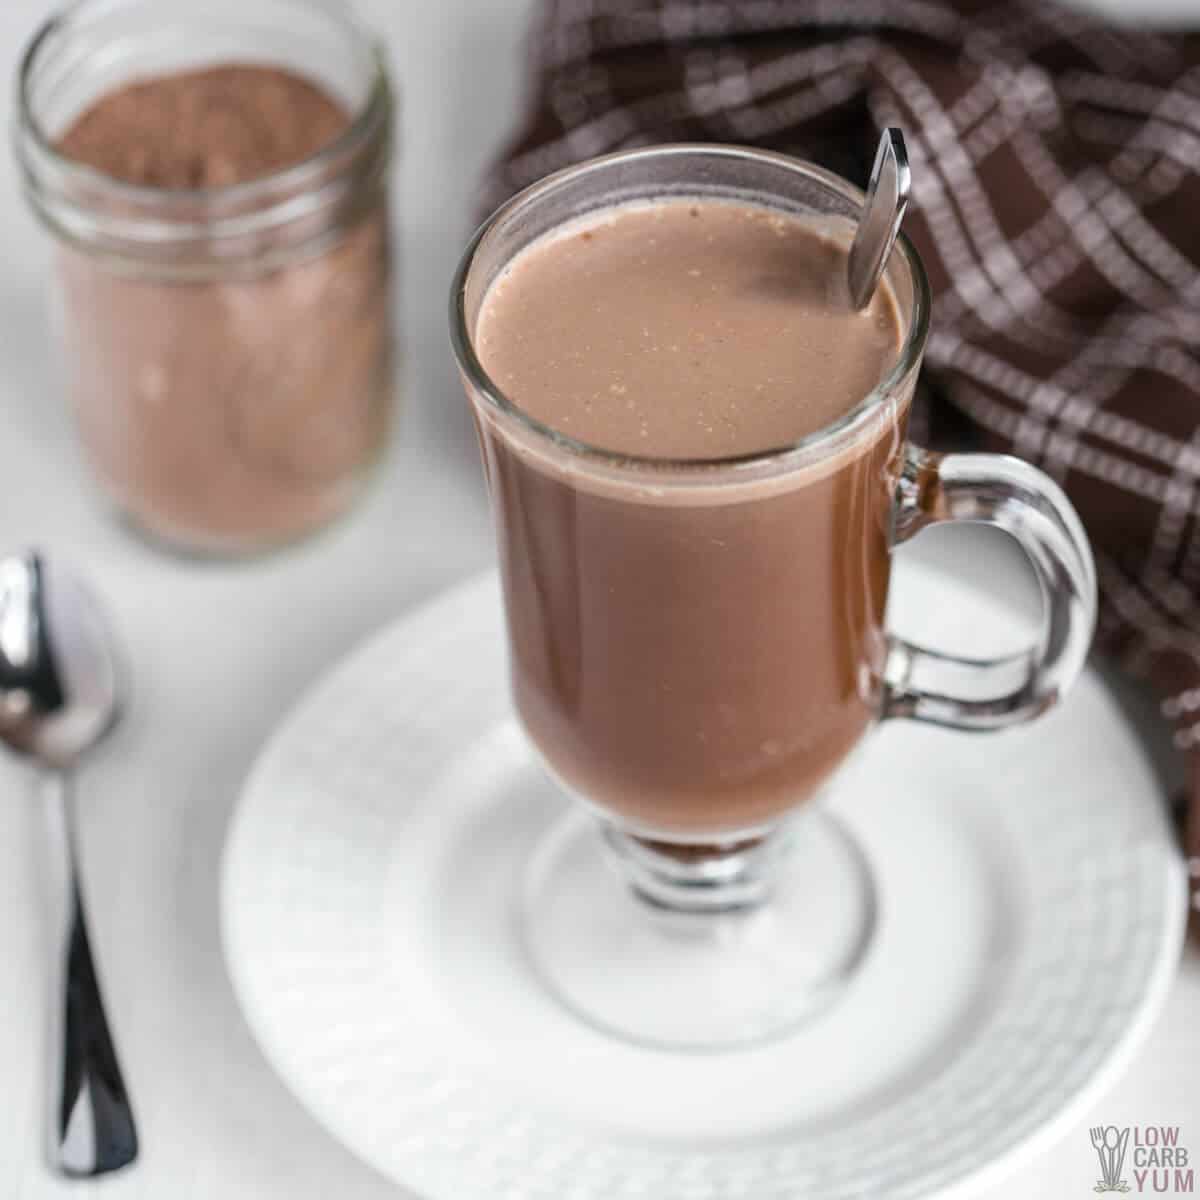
846;127;911;311
43;772;138;1177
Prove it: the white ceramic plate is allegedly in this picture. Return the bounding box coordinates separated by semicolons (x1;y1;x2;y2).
221;562;1185;1200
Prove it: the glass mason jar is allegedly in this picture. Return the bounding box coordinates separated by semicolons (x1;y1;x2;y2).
15;0;395;556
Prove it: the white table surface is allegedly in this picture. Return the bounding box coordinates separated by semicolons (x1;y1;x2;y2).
0;1;1195;1197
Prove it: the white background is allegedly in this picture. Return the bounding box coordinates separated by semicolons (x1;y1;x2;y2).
0;0;1196;1197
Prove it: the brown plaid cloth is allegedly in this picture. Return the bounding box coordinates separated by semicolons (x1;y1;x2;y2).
484;0;1200;937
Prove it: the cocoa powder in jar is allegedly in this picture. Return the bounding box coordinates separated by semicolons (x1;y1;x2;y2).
54;65;393;553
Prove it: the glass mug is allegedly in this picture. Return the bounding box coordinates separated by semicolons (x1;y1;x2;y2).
451;145;1096;1049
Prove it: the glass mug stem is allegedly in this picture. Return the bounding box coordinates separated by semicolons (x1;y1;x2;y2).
604;829;778;913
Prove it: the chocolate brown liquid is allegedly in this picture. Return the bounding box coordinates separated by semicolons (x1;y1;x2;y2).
474;199;908;836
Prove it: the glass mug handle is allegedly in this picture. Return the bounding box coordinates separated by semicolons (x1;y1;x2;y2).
883;445;1098;729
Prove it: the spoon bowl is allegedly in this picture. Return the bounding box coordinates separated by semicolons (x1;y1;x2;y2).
0;553;119;766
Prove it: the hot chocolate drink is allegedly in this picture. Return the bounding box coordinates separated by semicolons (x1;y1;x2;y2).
473;198;907;837
455;148;1096;1051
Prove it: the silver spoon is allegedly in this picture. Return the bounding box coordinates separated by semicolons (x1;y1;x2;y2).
0;551;137;1177
846;127;911;310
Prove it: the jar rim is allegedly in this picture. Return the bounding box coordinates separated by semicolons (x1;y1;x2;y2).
15;0;392;239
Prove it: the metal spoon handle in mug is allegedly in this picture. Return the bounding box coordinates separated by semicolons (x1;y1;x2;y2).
847;127;911;310
42;772;138;1177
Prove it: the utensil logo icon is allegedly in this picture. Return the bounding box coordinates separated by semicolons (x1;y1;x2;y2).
1091;1126;1131;1192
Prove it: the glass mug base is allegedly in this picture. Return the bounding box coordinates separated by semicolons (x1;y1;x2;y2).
522;804;877;1051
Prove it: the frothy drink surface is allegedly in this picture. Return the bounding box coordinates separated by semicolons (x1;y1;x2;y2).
472;198;908;837
476;199;901;458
